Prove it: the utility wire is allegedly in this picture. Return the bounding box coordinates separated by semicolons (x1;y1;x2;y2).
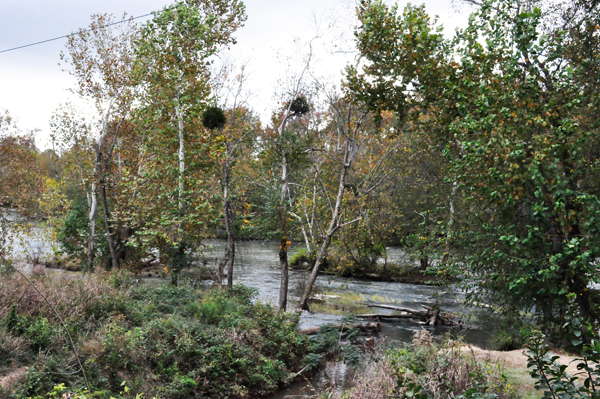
0;3;182;55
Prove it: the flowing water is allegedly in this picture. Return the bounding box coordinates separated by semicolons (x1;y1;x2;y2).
203;240;491;344
2;212;494;398
201;240;494;399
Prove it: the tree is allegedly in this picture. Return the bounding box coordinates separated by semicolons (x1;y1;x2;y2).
49;103;95;263
297;95;368;310
0;109;45;216
61;13;139;270
129;0;246;282
349;0;600;329
209;61;258;287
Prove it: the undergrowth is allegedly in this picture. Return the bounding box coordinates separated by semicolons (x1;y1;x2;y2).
0;270;307;398
317;330;518;399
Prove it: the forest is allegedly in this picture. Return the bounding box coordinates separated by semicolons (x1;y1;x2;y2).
1;0;600;397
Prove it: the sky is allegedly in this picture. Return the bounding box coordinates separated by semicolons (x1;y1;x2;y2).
0;0;472;149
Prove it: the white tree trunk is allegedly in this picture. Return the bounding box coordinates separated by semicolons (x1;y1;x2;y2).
298;140;353;311
176;104;185;228
87;182;98;271
443;181;458;264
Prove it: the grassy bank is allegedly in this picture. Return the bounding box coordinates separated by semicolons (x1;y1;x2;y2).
0;270;307;398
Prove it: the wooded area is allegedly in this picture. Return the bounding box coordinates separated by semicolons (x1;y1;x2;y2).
2;0;600;397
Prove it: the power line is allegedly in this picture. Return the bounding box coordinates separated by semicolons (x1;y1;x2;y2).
0;4;182;55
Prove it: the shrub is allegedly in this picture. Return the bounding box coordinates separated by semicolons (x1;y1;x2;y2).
0;272;307;398
526;293;600;398
390;331;515;399
315;330;517;399
289;248;315;268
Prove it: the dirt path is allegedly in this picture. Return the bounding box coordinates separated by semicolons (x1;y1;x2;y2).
462;345;581;398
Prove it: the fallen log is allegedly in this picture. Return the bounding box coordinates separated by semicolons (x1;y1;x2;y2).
365;303;446;327
357;313;418;320
367;303;428;316
299;322;380;336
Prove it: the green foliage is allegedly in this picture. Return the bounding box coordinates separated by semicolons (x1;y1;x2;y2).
304;317;370;371
289;248;315;267
329;229;384;276
1;277;306;399
348;0;600;334
202;106;227;130
526;293;600;398
57;201;89;259
289;95;310;116
4;305;57;353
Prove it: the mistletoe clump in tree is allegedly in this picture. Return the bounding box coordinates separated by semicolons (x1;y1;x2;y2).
348;0;600;333
202;106;227;130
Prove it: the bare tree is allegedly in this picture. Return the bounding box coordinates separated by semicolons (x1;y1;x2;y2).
212;60;253;287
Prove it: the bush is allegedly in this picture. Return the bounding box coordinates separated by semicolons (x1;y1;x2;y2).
0;273;307;398
526;293;600;398
316;330;517;399
304;318;370;371
289;248;315;268
390;331;515;399
57;202;89;260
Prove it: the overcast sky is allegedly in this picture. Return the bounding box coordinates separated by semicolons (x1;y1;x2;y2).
0;0;471;149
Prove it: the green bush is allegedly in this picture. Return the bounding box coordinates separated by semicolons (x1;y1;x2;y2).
304;317;371;371
2;277;307;399
289;248;315;268
57;202;89;259
526;293;600;398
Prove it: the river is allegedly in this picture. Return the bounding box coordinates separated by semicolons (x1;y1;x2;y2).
2;211;494;397
201;240;494;398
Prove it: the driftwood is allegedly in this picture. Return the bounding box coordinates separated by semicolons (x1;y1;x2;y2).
299;322;381;336
367;303;429;316
358;313;418;320
363;303;452;326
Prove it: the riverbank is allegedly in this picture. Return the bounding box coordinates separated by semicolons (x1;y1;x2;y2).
1;262;569;399
290;257;454;286
318;331;550;399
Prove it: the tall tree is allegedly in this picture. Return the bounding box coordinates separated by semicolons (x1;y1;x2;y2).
131;0;246;282
297;96;367;310
61;13;139;270
349;0;600;327
210;61;257;287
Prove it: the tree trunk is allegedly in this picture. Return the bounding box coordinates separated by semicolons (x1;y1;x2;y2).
442;181;457;265
100;182;118;270
87;98;115;272
420;255;429;270
298;141;351;311
86;182;98;272
279;237;289;311
176;103;185;231
278;151;290;312
223;151;236;288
